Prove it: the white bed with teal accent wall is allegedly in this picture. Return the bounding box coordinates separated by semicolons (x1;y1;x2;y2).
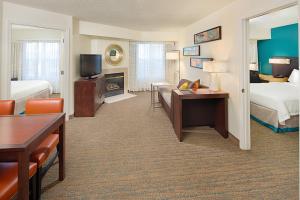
250;72;299;133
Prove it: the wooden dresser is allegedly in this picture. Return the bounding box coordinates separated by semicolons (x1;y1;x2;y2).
74;75;105;117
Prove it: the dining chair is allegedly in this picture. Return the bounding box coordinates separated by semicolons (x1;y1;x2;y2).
0;100;15;115
25;98;64;200
0;163;37;200
0;99;37;200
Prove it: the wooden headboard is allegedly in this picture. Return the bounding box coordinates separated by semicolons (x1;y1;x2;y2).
272;57;299;78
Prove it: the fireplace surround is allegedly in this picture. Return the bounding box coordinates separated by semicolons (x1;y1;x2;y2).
104;72;125;97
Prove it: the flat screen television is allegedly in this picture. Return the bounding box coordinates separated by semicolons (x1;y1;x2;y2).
80;54;102;78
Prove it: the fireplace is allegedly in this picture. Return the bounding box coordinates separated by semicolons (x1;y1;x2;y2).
105;73;124;97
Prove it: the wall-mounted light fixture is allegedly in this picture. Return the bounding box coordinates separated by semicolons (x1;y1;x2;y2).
249;63;258;71
269;58;290;65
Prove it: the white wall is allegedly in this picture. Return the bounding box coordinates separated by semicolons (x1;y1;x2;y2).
249;25;271;40
79;20;180;42
179;0;296;142
0;1;2;97
1;2;73;116
249;5;298;39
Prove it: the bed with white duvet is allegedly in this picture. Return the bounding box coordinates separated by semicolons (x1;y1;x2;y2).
11;80;53;114
250;82;299;132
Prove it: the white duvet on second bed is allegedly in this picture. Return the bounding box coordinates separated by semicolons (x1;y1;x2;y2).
11;80;53;100
250;82;299;124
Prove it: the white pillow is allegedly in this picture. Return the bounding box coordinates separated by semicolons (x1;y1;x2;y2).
288;69;299;84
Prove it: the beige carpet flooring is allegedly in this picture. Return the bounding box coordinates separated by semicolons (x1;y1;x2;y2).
42;92;299;200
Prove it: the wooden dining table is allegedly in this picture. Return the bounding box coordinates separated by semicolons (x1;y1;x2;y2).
0;113;65;200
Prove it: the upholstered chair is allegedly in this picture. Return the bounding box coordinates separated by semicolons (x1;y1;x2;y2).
25;98;64;200
0;163;37;200
0;100;37;200
0;100;15;115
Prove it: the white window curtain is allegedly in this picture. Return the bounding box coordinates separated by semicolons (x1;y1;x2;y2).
129;41;171;91
11;42;24;80
11;40;61;93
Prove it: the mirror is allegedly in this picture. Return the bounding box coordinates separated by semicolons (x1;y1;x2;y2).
105;44;123;65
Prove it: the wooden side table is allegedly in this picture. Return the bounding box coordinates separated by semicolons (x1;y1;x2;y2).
151;82;171;108
172;89;229;142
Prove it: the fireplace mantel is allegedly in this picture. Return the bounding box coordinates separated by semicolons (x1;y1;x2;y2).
103;67;128;94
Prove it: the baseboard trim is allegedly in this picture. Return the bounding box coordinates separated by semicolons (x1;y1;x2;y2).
228;132;239;146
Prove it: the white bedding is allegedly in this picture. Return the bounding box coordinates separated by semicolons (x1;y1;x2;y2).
250;82;299;124
11;80;53;100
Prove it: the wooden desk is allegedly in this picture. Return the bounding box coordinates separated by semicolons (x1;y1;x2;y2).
0;113;65;200
172;89;229;142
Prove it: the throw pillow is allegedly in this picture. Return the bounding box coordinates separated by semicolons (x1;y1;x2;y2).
250;70;261;83
177;79;192;89
188;79;201;89
179;82;189;90
288;69;299;84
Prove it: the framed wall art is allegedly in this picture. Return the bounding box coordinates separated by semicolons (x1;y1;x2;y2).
194;26;222;44
183;46;200;56
190;57;213;69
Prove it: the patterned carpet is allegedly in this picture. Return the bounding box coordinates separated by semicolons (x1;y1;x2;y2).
42;92;299;200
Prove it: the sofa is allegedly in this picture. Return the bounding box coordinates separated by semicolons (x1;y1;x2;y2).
158;85;176;120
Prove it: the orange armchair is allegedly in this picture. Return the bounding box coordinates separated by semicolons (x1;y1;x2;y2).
25;98;64;199
0;100;15;115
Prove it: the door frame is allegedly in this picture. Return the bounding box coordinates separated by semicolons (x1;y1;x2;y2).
240;2;298;150
2;21;70;118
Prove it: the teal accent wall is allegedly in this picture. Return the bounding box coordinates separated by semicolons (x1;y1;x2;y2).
257;23;299;75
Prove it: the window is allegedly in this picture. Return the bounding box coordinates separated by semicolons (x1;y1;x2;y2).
12;40;61;93
129;42;166;91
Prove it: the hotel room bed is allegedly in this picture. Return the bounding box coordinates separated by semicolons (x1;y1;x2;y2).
11;80;53;114
250;82;299;132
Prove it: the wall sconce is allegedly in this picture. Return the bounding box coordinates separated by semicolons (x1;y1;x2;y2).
269;58;290;64
249;63;258;71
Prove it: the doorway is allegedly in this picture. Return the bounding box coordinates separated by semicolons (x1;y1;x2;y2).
241;4;299;149
9;24;65;114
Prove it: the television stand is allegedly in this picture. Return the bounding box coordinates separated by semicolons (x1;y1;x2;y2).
74;75;105;117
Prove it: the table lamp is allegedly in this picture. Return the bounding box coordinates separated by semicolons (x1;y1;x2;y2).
203;61;227;91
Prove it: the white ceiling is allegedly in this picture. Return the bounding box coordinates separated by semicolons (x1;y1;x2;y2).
5;0;236;31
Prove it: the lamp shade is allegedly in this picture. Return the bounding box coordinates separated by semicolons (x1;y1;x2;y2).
166;52;179;60
249;63;258;71
269;58;290;64
203;61;227;73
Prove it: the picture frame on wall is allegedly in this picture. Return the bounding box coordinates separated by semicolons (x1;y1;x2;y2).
194;26;222;44
190;57;213;69
183;46;200;56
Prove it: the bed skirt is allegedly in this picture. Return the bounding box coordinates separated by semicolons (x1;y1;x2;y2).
15;88;51;114
250;102;299;133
